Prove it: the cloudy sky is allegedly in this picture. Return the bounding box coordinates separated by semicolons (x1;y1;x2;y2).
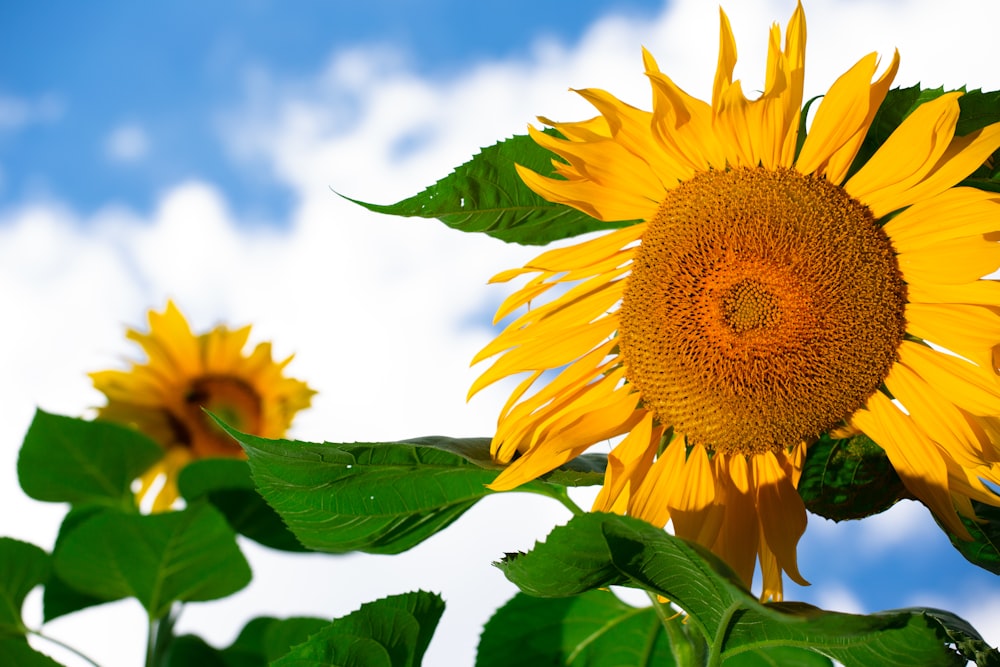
3;0;1000;665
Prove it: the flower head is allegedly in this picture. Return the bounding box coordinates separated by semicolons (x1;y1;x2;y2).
91;302;315;511
471;2;1000;600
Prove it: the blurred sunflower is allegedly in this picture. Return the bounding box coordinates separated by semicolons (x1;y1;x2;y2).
92;302;315;511
470;2;1000;600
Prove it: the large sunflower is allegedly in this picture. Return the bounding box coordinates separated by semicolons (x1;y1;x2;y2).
91;302;315;511
470;2;1000;600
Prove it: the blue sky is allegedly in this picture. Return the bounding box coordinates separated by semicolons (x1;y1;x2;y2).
0;0;659;221
3;0;1000;665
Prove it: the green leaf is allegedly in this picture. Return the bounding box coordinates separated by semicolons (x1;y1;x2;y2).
231;428;597;555
722;647;833;666
499;513;981;667
797;433;906;521
42;506;108;622
261;617;331;662
165;616;329;667
17;409;163;507
177;459;307;552
273;591;444;667
0;638;66;667
0;538;50;637
53;503;251;619
942;499;1000;576
476;590;677;667
956;89;1000;135
345;133;638;245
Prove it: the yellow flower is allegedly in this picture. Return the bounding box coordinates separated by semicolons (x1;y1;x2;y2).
91;302;315;511
470;2;1000;601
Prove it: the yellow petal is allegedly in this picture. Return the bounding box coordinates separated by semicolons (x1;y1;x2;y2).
898;235;1000;286
898;341;1000;415
884;361;994;468
845;93;962;217
592;413;661;514
884;187;1000;252
852;391;970;538
796;51;898;182
906;302;1000;371
753;451;808;586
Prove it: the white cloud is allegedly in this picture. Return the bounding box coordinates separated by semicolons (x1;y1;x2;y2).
0;91;63;131
104;123;151;163
4;1;1000;665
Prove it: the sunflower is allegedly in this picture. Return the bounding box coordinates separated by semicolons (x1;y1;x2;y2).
469;2;1000;600
91;302;315;511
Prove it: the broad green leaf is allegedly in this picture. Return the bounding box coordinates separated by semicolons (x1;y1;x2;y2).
43;506;108;622
53;503;251;619
346;134;637;245
956;89;1000;135
499;513;986;666
0;538;50;636
177;459;307;552
274;591;444;667
165;616;328;667
797;433;905;521
17;409;162;507
476;590;677;667
164;636;229;667
231;428;598;555
0;638;66;667
723;647;834;666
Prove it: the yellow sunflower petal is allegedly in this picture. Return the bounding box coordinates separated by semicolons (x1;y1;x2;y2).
796;50;899;182
845;92;962;216
906;303;1000;371
593;413;662;514
898;341;1000;415
852;391;970;538
752;451;808;586
884;361;996;467
883;187;1000;252
516;163;659;222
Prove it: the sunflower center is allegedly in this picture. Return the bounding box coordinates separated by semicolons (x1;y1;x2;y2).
721;279;779;333
180;375;263;456
618;167;907;456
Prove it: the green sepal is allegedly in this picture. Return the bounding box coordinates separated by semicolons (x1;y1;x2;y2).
228;425;604;555
498;512;993;666
177;458;307;552
272;591;444;667
345;133;638;245
52;502;251;619
17;409;163;508
797;432;906;521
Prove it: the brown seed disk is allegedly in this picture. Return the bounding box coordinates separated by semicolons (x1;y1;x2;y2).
619;167;907;456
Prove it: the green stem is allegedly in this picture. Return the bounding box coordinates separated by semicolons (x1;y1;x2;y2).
145;617;157;667
646;591;700;667
145;605;180;667
27;629;101;667
706;601;741;667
